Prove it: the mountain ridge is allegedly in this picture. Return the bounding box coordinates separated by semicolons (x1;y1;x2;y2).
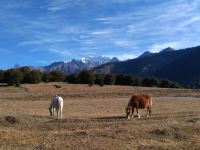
35;56;119;74
93;46;200;87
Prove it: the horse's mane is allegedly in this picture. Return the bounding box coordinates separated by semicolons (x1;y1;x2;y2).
127;96;134;108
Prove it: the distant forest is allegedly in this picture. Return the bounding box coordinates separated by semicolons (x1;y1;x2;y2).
0;67;181;88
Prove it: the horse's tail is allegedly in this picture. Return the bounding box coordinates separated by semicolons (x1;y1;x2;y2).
149;97;152;116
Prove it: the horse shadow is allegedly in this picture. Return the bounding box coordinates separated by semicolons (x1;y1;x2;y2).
31;115;52;119
93;116;127;121
0;84;8;87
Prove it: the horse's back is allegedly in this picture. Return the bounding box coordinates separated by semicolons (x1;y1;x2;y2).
52;96;58;107
132;95;152;109
57;96;63;110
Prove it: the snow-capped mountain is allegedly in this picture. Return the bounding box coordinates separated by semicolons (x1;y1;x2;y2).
38;56;119;74
80;56;119;67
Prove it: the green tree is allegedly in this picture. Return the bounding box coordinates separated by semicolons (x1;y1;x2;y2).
104;74;115;85
79;70;95;84
132;77;141;86
26;70;42;84
4;69;23;86
95;74;104;85
42;72;51;83
141;77;160;87
50;71;66;82
159;79;181;88
0;70;4;83
20;66;31;83
67;73;80;83
115;74;125;85
123;75;134;85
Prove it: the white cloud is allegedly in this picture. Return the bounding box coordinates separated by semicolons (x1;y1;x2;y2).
114;40;135;47
178;16;200;28
91;30;112;35
105;53;137;61
117;53;137;60
149;42;180;53
48;48;71;56
36;60;49;65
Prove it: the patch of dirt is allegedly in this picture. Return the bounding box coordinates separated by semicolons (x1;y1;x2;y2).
150;126;189;141
33;144;46;150
187;118;199;123
4;116;19;124
138;145;173;150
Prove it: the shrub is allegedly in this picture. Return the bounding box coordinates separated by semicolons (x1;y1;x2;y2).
141;77;160;87
104;74;115;85
67;73;80;83
26;70;42;84
0;70;4;83
79;70;95;84
20;66;31;83
95;74;104;84
4;69;23;86
42;72;51;83
115;74;125;85
50;71;66;82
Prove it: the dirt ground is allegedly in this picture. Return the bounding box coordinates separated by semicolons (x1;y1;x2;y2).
0;83;200;150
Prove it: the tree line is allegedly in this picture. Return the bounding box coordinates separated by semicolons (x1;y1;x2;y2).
0;67;181;88
0;67;65;87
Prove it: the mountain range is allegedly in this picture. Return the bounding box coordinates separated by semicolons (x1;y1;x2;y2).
33;45;200;87
36;56;119;74
93;46;200;88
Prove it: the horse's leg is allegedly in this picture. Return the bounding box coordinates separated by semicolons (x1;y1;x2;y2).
149;106;152;116
52;108;54;116
136;106;140;118
60;110;62;119
49;107;52;116
146;107;149;118
58;109;61;119
57;109;59;119
131;106;134;118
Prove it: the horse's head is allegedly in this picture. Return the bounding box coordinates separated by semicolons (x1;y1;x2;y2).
125;107;131;119
49;107;53;116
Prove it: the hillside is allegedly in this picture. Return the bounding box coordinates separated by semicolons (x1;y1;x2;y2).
94;46;200;87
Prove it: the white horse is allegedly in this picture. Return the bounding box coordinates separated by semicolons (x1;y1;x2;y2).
49;95;63;119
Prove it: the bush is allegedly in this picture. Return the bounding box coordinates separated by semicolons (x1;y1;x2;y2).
132;77;141;86
89;81;94;86
79;70;95;84
20;66;31;83
67;73;80;83
42;72;51;83
104;74;115;85
95;74;104;85
159;79;181;88
0;70;4;83
115;74;125;85
26;70;42;84
123;75;134;85
4;69;23;86
141;77;160;87
50;71;66;82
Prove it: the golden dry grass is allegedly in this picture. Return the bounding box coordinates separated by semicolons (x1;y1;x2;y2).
0;83;200;150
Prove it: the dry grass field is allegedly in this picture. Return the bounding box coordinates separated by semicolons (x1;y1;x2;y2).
0;83;200;150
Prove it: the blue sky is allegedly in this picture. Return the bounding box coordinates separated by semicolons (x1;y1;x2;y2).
0;0;200;69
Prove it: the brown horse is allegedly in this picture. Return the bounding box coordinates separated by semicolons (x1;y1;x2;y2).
125;95;152;119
